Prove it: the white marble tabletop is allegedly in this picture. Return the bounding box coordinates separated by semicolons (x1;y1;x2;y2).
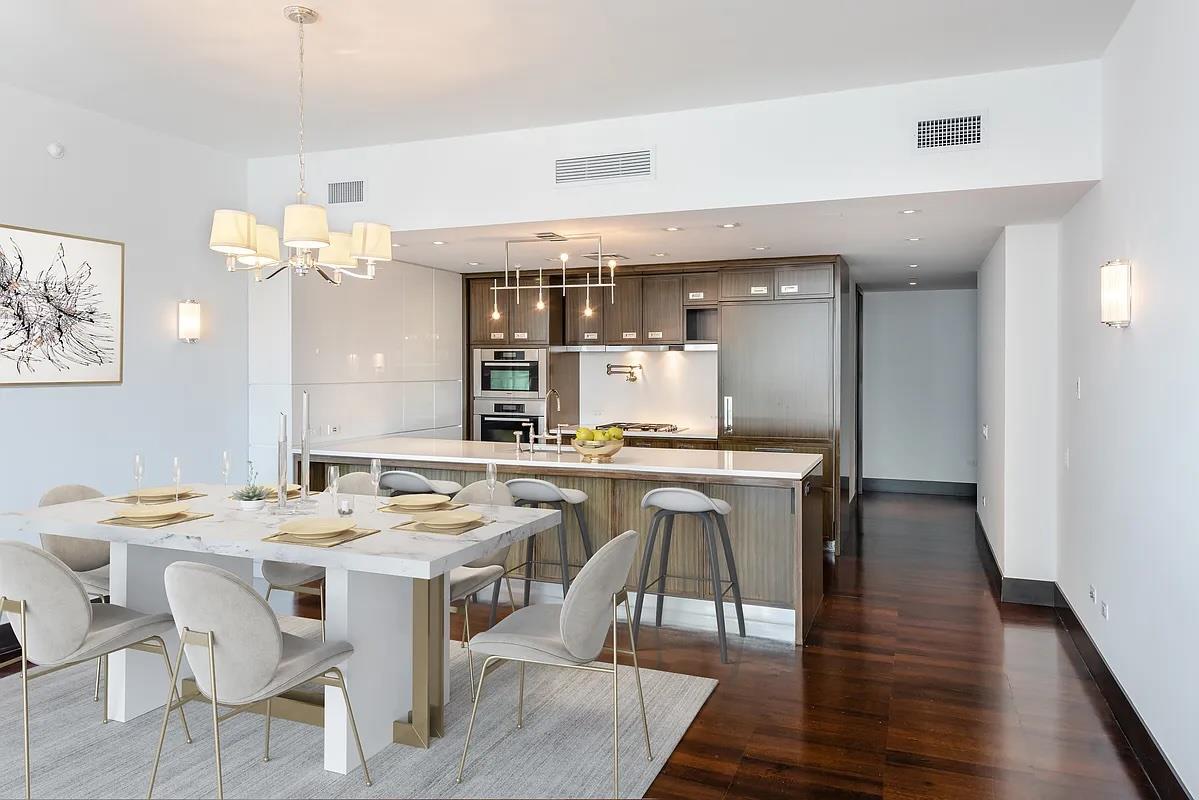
0;484;560;580
304;435;823;481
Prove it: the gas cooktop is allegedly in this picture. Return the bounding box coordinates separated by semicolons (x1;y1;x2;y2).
599;422;681;433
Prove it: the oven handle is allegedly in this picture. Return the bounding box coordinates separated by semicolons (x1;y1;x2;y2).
483;361;532;367
481;416;539;422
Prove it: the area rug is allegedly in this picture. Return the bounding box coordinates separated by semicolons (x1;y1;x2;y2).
0;646;715;799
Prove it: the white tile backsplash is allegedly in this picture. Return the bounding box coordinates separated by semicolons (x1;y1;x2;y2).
577;350;719;434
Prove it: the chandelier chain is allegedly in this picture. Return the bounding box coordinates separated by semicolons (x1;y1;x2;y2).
297;15;306;198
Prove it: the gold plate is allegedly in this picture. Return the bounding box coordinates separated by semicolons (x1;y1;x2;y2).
100;511;214;529
380;501;464;514
387;494;451;511
130;485;192;500
113;501;190;521
278;517;357;538
263;527;380;548
411;509;482;528
393;519;488;536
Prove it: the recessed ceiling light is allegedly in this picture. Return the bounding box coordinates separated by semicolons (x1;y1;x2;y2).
909;280;918;286
467;261;481;266
720;223;740;229
752;245;770;251
432;240;447;245
900;209;921;215
663;226;682;232
652;252;669;257
909;264;919;269
391;243;402;248
906;237;922;242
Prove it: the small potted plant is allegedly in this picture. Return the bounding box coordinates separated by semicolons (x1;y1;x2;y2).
232;466;270;511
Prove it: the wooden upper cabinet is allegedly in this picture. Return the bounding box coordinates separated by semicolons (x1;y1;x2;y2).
775;263;834;299
564;285;604;344
469;278;509;345
604;276;643;345
642;274;684;344
720;269;775;301
683;272;719;306
508;286;550;344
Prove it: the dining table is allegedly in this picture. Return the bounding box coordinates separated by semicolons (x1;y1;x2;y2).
0;484;561;775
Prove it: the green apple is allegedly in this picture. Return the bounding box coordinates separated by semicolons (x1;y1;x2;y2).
606;427;624;440
575;427;594;441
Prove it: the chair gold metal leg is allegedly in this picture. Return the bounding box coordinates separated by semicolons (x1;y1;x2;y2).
613;602;621;799
329;667;372;786
263;699;272;762
94;657;102;702
319;579;326;642
150;636;191;744
101;653;109;723
147;635;186;799
456;655;498;784
516;662;525;729
18;601;30;800
463;600;476;696
207;631;223;800
623;599;653;760
461;599;470;648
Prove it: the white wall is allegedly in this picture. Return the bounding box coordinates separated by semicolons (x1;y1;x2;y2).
840;281;857;494
1058;0;1199;789
861;290;977;484
247;62;1101;233
0;83;248;513
577;350;718;435
977;233;1006;566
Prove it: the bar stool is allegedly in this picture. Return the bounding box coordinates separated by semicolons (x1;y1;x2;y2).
505;478;595;605
632;488;745;663
379;469;463;497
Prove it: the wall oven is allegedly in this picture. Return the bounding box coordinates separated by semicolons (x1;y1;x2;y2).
472;399;546;443
472;348;547;399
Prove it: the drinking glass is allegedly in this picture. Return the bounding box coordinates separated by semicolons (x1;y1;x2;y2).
486;461;498;510
220;450;231;488
133;453;144;505
336;494;355;517
369;458;383;509
326;465;339;512
172;456;182;501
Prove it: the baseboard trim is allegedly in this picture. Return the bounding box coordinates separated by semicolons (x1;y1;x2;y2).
973;514;1003;599
973;515;1056;606
862;478;977;497
0;622;18;662
1054;586;1192;800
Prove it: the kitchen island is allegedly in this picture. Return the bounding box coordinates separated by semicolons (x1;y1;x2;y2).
304;436;825;644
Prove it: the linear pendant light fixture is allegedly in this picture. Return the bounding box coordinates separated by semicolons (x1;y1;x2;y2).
207;6;390;285
488;234;617;320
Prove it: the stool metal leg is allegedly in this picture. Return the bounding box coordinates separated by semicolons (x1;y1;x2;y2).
655;514;675;628
523;530;536;608
488;577;502;627
631;510;664;644
555;502;571;597
701;514;730;663
714;513;746;637
572;502;595;560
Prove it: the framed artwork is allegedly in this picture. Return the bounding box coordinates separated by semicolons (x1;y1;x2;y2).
0;224;124;385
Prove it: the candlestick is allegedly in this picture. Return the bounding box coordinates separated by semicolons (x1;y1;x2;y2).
300;391;311;502
277;411;288;510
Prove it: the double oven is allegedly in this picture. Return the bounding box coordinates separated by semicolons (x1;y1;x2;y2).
471;348;548;442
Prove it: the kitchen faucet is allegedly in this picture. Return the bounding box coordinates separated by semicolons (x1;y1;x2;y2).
546;387;561;411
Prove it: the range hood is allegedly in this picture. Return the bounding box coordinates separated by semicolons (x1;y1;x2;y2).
548;343;718;354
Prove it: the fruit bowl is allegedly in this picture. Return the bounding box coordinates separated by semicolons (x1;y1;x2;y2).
570;438;625;463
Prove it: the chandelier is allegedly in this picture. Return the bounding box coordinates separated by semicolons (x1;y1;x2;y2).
207;6;390;285
489;235;617;320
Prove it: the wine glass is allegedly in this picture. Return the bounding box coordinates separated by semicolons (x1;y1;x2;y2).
172;456;182;501
369;458;383;509
220;450;231;488
133;453;144;505
485;462;498;510
326;465;339;511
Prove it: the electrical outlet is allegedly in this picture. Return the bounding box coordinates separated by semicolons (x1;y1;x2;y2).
325;424;340;435
1088;585;1096;602
982;496;988;507
1100;601;1110;620
1075;377;1082;400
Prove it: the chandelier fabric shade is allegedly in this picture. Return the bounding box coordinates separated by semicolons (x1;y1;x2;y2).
351;221;391;263
238;224;282;266
317;231;357;270
209;210;257;255
283;203;331;249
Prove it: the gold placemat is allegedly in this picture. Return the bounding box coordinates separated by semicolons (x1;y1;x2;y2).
110;492;208;505
380;501;466;514
262;527;380;548
391;519;489;536
99;511;214;529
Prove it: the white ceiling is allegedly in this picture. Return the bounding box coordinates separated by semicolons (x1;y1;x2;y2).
389;183;1096;289
2;1;1131;156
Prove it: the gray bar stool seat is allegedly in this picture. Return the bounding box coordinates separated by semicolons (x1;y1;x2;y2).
505;478;595;605
632;488;745;663
379;470;463;497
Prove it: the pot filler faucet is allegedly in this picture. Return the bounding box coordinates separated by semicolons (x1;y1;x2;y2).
546;387;561;411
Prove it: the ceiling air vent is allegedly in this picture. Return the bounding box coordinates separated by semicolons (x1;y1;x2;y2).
555;150;653;184
916;115;983;149
534;232;568;241
327;180;364;204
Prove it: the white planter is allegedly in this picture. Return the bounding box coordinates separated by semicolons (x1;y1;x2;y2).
237;499;266;511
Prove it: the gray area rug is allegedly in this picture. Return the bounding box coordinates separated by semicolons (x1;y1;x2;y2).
0;646;715;798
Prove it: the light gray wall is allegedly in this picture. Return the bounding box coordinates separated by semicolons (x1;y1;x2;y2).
861;289;978;484
840;280;858;495
977;233;1006;567
0;82;248;514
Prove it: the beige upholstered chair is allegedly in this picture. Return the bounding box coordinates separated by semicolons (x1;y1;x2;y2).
456;530;651;798
38;484;109;701
330;470;375;495
150;562;370;799
0;542;190;800
379;469;463;497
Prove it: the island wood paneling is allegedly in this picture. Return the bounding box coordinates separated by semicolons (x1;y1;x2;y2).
707;483;796;606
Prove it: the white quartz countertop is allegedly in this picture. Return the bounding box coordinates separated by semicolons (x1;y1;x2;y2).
0;484;560;580
305;436;822;481
555;425;720;440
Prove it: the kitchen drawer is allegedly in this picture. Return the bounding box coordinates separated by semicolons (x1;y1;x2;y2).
683;273;719;306
671;438;718;450
720;269;775;301
775;264;834;299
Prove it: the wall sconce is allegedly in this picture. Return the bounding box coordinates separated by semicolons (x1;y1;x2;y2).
177;299;202;343
1100;259;1132;328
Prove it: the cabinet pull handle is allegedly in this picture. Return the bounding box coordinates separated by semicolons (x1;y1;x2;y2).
688;291;705;300
750;285;769;295
723;396;733;433
513;332;528;339
647;331;663;339
622;332;637;339
584;332;598;340
780;284;799;294
489;332;504;339
754;447;795;453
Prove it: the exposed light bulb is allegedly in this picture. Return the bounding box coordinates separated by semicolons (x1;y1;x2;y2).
607;259;617;270
536;298;545;310
559;252;569;263
491;309;501;320
584;305;593;317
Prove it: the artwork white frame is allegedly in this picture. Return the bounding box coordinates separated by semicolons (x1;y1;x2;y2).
0;223;124;385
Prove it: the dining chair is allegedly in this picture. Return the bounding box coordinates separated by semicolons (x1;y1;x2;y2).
329;470;374;495
150;561;371;799
379;469;463;497
0;541;191;800
456;530;652;798
37;484;109;702
447;480;517;691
